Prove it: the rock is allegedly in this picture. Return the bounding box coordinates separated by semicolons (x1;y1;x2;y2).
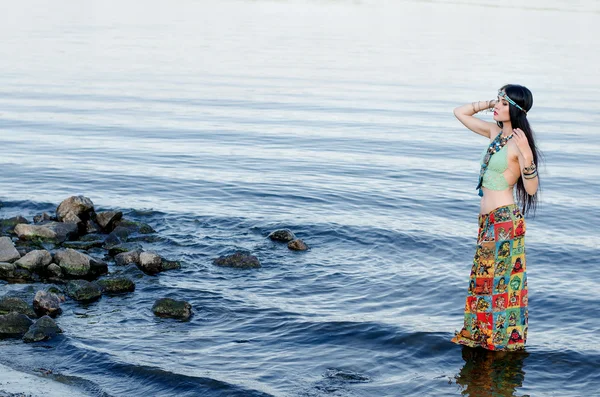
85;219;101;234
268;229;296;243
46;287;66;302
65;280;102;302
0;262;16;279
33;291;62;318
288;239;309;251
14;249;52;272
114;249;142;266
54;248;107;279
109;243;142;257
0;296;36;317
96;211;123;233
45;263;63;279
14;222;78;243
11;268;33;283
23;315;62;343
56;196;95;223
0;237;21;263
213;251;261;269
62;239;105;250
33;212;55;224
97;277;135;294
115;219;155;235
138;251;162;275
161;258;181;271
103;226;131;248
152;298;192;320
0;312;33;338
0;216;29;235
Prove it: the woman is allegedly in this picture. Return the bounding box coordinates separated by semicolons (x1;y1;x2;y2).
451;84;541;351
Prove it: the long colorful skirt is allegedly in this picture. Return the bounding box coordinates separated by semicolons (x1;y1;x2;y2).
451;203;528;351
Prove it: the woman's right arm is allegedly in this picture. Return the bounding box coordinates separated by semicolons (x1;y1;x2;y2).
453;100;496;138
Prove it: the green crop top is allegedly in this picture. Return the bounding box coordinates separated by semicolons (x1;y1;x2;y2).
480;145;511;190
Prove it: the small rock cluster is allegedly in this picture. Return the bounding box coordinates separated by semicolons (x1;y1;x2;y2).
0;294;62;343
1;197;311;341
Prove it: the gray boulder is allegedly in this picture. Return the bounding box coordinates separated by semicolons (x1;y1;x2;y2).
213;251;261;269
56;195;95;223
268;229;296;242
65;280;102;302
14;222;78;243
97;277;135;294
96;211;123;233
14;250;52;272
33;291;62;318
23;315;62;343
0;237;20;263
138;251;162;275
0;312;33;338
54;248;107;279
288;239;309;251
152;298;192;320
0;296;36;318
114;249;142;266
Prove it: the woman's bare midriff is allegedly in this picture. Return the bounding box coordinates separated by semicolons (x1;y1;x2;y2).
480;187;516;215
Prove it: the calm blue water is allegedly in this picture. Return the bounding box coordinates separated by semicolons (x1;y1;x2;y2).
1;1;599;396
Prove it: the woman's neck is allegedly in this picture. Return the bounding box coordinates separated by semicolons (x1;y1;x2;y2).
501;121;513;136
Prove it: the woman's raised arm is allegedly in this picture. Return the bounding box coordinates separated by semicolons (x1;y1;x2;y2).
453;100;496;138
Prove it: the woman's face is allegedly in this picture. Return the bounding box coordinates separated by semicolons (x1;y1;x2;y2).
493;94;511;123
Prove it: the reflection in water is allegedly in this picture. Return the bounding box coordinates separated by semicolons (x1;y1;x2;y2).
455;346;529;397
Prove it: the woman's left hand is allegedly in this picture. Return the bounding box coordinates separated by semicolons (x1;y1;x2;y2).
512;128;533;160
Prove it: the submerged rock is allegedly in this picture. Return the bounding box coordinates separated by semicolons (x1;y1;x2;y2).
268;229;296;243
54;248;108;279
0;237;21;263
116;219;155;234
109;243;142;257
65;280;102;302
33;291;62;318
14;222;78;243
161;258;181;271
152;298;192;320
97;277;135;294
0;312;33;338
0;296;36;318
14;249;52;272
56;195;95;223
0;216;29;235
288;239;309;251
213;251;261;269
23;315;62;343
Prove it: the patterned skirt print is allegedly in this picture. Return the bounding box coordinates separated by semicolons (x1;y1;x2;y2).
451;204;528;351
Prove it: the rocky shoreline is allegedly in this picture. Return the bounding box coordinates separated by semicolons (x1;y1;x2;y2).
0;195;309;343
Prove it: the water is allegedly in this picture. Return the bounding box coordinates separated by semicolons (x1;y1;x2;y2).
1;0;599;395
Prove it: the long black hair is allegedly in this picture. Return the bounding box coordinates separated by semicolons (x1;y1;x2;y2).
497;84;542;217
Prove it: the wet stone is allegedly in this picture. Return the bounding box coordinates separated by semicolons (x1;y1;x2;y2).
268;229;296;243
152;298;192;321
213;251;261;269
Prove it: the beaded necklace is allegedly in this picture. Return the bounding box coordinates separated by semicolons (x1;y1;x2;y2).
476;131;513;197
